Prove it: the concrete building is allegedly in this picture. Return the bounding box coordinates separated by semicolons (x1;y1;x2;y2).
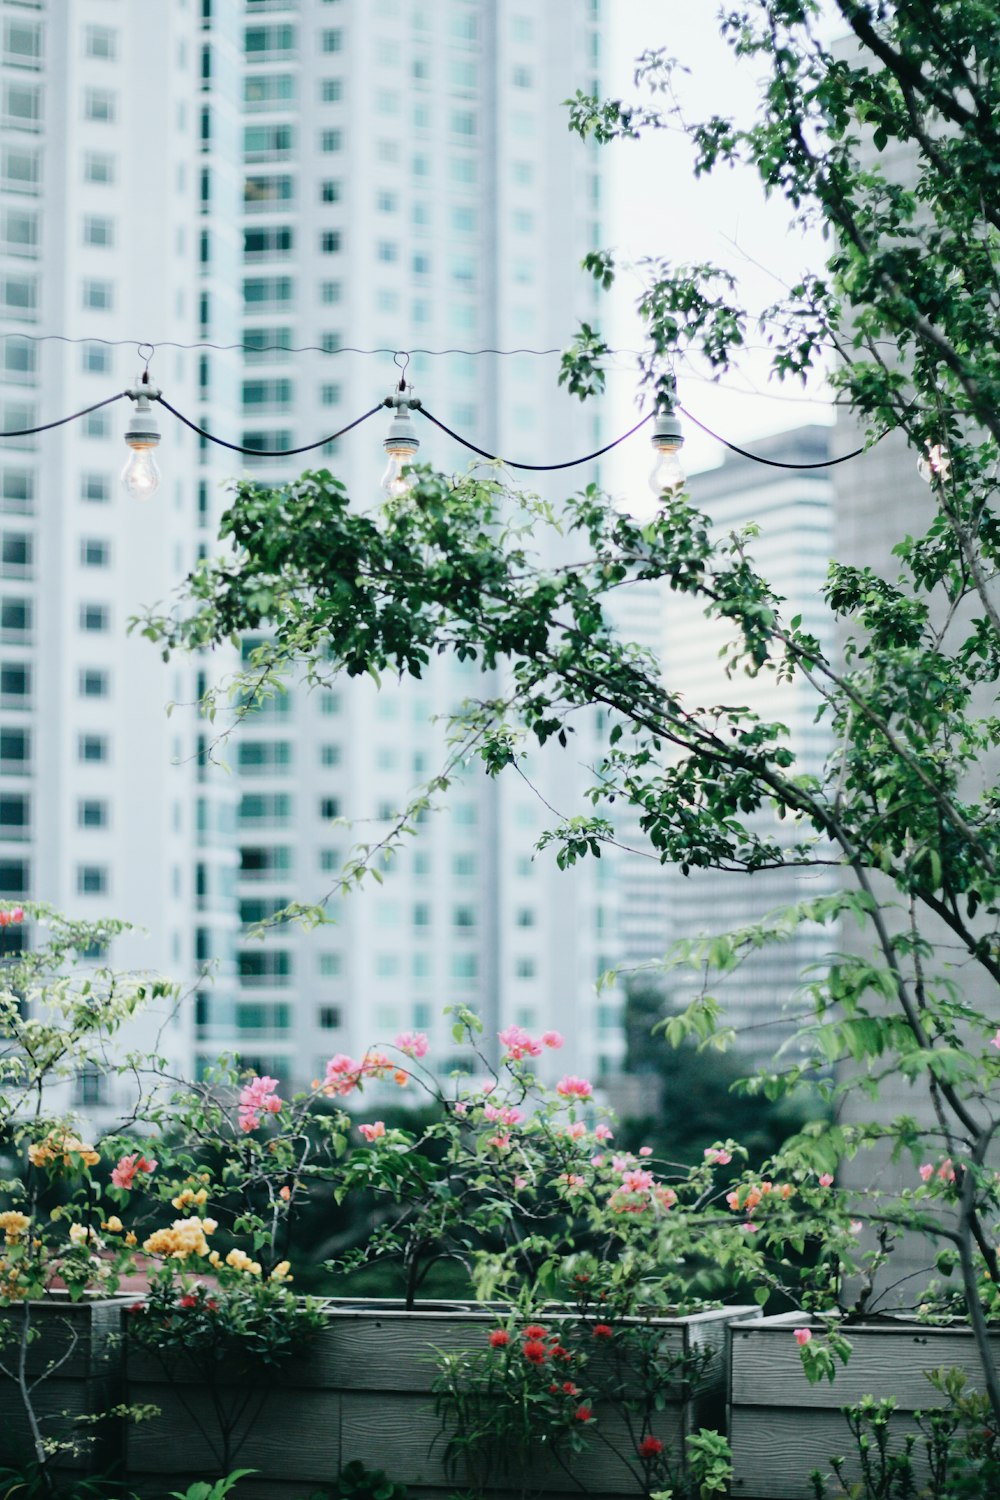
661;427;837;1061
0;0;620;1100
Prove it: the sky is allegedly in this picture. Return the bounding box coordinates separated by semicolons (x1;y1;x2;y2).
602;2;836;499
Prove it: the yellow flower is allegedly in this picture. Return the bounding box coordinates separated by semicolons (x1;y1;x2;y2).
28;1131;99;1170
224;1247;262;1276
202;1218;218;1235
208;1250;222;1269
270;1260;292;1283
0;1210;30;1244
102;1216;123;1234
68;1223;89;1246
143;1216;211;1260
125;1232;137;1247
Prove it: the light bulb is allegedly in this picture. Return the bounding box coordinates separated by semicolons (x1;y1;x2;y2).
381;444;416;500
121;442;162;501
649;445;686;498
917;443;950;485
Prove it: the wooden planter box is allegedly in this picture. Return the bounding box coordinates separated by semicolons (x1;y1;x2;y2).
729;1310;1000;1499
127;1299;753;1500
0;1296;126;1478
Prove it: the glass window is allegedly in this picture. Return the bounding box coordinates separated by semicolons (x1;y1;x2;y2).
243;73;295;108
243;175;294;209
0;274;36;318
320;128;343;152
83;152;115;185
320;383;341;407
83;89;116;123
244;226;294;257
0;470;34;510
3;20;42;67
0;727;29;766
79;603;109;632
0;208;38;256
318;1005;342;1029
78;668;109;698
243;276;294;309
80;473;110;504
0;599;31;636
77;798;108;828
376;240;397;263
244;25;297;56
3;81;41;126
78;734;109;763
244;124;294;159
2;145;40;192
80;538;110;567
82;279;113;312
76;864;108;895
320;179;341;202
452;954;478;979
0;533;31;575
82;216;114;248
84;26;117;61
321;29;343;52
320;79;343;102
451;110;476;136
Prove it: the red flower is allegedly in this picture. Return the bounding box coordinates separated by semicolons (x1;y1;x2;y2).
489;1329;511;1348
593;1323;613;1339
575;1406;594;1423
524;1324;548;1339
549;1383;560;1394
562;1382;581;1397
128;1302;146;1315
205;1299;218;1312
550;1344;571;1361
639;1437;664;1459
523;1340;547;1364
178;1295;198;1309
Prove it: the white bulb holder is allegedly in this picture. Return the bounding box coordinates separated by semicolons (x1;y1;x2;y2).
381;386;420;499
650;408;684;456
648;400;686;498
122;379;162;500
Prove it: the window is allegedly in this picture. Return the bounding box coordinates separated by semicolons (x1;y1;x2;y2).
319;796;340;820
243;276;294;309
0;794;28;836
243;326;292;363
320;79;343;102
75;1068;106;1107
78;734;108;764
516;907;536;927
82;215;114;248
320;229;342;253
238;950;293;986
239;792;292;822
412;252;430;277
244;25;296;57
77;799;108;829
237;741;292;772
0;470;33;512
3;81;41;127
320;128;343;152
318;1005;342;1029
0;663;29;702
244;226;294;257
0;857;28;894
320;179;341;203
78;603;109;635
0;728;28;767
452;954;478;980
1;145;40;192
376;88;399;116
451;110;476;137
242;378;293;409
83;89;116;123
512;161;534;185
375;953;400;978
82;279;113;312
83;152;114;186
80;473;110;504
412;902;430;928
0;533;30;578
453;803;477;826
77;865;108;896
3;20;42;67
78;668;109;699
240;845;293;879
244;174;295;211
0;207;38;257
512;16;534;41
319;953;343;977
453;906;476;928
515;957;536;979
512;65;533;87
513;210;535;234
243;73;295;108
319;849;342;872
320;384;341;407
376;240;397;263
0;599;29;639
321;29;343;51
376;288;398;314
81;342;111;375
84;25;117;61
376;140;400;163
0;274;36;319
83;410;110;439
450;206;476;234
241;428;292;455
244;124;294;159
80;538;110;567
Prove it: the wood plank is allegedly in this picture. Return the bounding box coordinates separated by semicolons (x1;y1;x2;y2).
0;1299;124;1379
126;1383;341;1482
730;1405;935;1500
730;1316;1000;1410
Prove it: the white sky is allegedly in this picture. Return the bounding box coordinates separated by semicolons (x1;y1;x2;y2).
602;2;835;495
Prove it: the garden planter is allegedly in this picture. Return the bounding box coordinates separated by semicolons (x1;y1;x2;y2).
729;1310;1000;1499
0;1295;126;1478
126;1298;753;1500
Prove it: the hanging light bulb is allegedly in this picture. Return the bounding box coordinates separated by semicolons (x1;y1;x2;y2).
648;401;686;500
121;376;162;500
380;389;420;500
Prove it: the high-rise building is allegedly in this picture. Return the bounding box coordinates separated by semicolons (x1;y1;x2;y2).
661;427;836;1060
1;0;619;1100
216;0;617;1091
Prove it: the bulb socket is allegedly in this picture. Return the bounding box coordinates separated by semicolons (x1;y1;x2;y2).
651;410;684;453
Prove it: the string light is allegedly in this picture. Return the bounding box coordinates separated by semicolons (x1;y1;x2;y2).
648;379;686;500
121;372;162;500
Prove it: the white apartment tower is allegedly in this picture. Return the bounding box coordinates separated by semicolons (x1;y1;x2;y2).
0;0;619;1098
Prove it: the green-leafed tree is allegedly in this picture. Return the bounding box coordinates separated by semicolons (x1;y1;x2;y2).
138;3;1000;1421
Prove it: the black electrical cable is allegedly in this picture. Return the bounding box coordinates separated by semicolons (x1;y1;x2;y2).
155;396;384;457
0;390;127;438
416;406;655;471
678;405;873;468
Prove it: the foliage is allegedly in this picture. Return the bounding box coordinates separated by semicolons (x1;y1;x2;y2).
809;1369;1000;1500
315;1459;411;1500
168;1474;256;1500
132;0;1000;1431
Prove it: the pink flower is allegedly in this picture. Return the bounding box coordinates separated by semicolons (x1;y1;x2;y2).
324;1053;361;1096
850;1220;863;1235
991;1029;1000;1050
0;907;23;927
638;1146;653;1157
704;1147;731;1165
655;1186;678;1210
361;1049;392;1077
556;1075;593;1099
741;1221;760;1233
111;1153;157;1190
612;1155;633;1172
594;1123;614;1142
621;1169;654;1193
395;1031;429;1059
488;1132;511;1150
938;1158;956;1182
513;1175;528;1191
919;1162;934;1182
793;1328;812;1346
561;1172;586;1192
542;1030;564;1049
238;1075;283;1133
590;1154;605;1167
453;1100;468;1116
818;1173;834;1188
499;1025;542;1061
567;1121;587;1140
358;1121;386;1143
